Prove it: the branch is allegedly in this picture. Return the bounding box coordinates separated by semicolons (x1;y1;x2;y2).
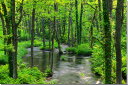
1;2;7;16
16;0;24;28
0;11;5;29
92;36;104;46
85;3;96;10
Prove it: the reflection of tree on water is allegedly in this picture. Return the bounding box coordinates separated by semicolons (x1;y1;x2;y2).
23;47;100;84
42;51;47;72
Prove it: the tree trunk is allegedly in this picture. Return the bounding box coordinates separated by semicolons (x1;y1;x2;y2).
115;0;124;84
102;0;112;84
11;0;18;78
75;0;80;45
31;6;35;67
0;11;7;55
90;8;97;48
42;17;46;48
79;0;84;44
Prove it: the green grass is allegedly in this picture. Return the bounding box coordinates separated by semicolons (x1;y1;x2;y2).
66;44;92;56
0;64;57;84
0;39;57;84
0;39;43;64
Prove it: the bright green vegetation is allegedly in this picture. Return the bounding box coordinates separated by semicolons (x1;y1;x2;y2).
0;39;43;64
39;41;58;50
90;43;126;83
60;55;68;61
0;0;126;84
0;40;57;84
0;64;56;84
66;44;92;56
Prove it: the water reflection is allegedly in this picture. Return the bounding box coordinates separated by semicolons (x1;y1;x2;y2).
23;47;101;84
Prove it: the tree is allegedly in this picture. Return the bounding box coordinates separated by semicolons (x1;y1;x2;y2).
79;0;84;44
31;2;36;67
102;0;112;83
115;0;124;84
75;0;80;45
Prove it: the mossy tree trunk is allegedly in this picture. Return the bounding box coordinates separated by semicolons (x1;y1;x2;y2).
31;4;35;67
115;0;124;84
102;0;112;84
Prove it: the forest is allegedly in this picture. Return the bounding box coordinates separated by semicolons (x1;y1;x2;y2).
0;0;126;84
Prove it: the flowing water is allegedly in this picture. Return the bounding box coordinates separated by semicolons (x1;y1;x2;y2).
23;46;101;84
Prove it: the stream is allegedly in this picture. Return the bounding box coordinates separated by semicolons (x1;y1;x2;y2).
23;45;101;84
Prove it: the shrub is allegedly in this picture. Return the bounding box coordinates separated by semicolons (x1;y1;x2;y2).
40;46;52;51
66;44;92;56
66;47;77;54
34;40;42;47
0;64;57;84
77;44;92;56
60;55;68;61
90;44;126;83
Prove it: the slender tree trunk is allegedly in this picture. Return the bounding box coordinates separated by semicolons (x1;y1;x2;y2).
98;0;102;21
0;11;7;55
68;1;73;46
42;18;46;48
75;0;79;45
31;6;35;67
115;0;124;84
68;12;71;46
54;1;62;54
49;19;51;50
90;8;97;48
102;0;112;84
79;0;83;44
11;0;18;78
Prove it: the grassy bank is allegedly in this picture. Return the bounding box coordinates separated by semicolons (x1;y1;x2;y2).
0;40;57;84
66;44;92;56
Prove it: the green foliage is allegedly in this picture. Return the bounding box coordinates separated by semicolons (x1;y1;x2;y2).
79;73;85;77
0;39;43;64
90;44;126;83
77;44;92;56
66;47;77;54
0;51;8;65
39;41;58;50
19;30;30;41
44;67;52;77
66;44;92;56
0;64;57;84
40;46;52;51
60;55;68;61
34;40;43;47
17;41;31;62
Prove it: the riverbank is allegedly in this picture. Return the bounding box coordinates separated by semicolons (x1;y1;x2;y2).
23;45;101;84
0;40;57;84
